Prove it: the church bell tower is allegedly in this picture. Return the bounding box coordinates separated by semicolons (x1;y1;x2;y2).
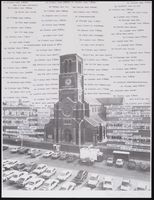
54;54;89;145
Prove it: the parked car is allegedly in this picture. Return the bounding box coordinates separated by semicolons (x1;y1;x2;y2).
79;158;94;166
41;168;56;179
23;162;37;173
59;152;68;160
72;170;88;185
79;186;92;191
42;151;54;158
3;170;17;182
139;162;150;172
3;145;9;151
120;179;131;191
66;155;77;163
13;162;26;170
135;183;148;191
32;164;48;175
127;160;136;170
60;181;76;190
87;173;99;188
31;149;42;158
10;147;21;153
16;174;37;188
102;176;113;190
25;178;45;190
4;160;19;170
39;179;59;191
106;157;114;166
57;170;72;182
18;147;29;154
27;148;35;155
51;151;61;159
8;171;28;184
115;159;124;167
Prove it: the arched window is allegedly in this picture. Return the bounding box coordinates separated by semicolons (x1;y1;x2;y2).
78;61;81;73
68;60;72;72
64;60;68;73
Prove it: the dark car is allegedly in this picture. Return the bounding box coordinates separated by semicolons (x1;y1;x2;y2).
18;147;29;154
139;162;150;172
67;155;77;163
31;150;42;158
59;152;68;160
3;145;9;151
72;170;88;185
13;162;26;170
79;158;94;166
127;160;136;170
23;162;37;173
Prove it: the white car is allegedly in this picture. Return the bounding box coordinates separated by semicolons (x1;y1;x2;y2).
79;186;92;191
116;159;124;167
8;171;28;184
4;160;19;170
102;176;113;190
87;173;99;188
42;151;54;158
25;178;45;190
10;147;21;153
3;170;17;182
16;174;37;188
32;164;48;175
60;181;76;190
135;183;148;191
39;179;59;190
57;170;72;181
41;168;56;179
120;179;131;191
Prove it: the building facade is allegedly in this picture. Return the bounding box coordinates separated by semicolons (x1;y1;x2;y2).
44;54;106;146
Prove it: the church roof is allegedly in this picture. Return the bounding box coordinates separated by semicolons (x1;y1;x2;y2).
84;115;106;127
84;97;101;106
97;97;123;105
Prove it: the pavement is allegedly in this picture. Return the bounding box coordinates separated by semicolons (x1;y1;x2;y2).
2;145;151;197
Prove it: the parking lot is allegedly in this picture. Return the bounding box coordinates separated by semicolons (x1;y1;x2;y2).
3;145;151;192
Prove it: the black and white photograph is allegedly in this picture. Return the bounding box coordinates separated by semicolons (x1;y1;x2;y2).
1;1;152;198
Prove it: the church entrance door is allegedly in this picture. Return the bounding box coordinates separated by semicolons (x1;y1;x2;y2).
63;129;72;143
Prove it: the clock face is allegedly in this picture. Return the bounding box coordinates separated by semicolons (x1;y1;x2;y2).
65;78;72;86
62;103;73;116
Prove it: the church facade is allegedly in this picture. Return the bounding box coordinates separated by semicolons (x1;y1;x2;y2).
44;54;106;146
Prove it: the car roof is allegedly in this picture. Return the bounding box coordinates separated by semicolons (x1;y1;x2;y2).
104;176;112;181
46;179;59;184
62;181;75;187
90;173;98;178
122;179;130;183
38;164;46;167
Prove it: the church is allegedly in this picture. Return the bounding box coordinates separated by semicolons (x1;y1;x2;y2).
44;54;106;146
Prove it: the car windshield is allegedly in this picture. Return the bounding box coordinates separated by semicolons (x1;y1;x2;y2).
46;170;51;173
77;171;83;177
51;181;56;186
19;178;25;181
28;182;34;185
13;175;18;178
105;181;111;184
108;158;113;161
90;176;97;180
122;181;129;186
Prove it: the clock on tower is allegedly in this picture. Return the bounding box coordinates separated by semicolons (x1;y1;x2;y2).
59;54;84;102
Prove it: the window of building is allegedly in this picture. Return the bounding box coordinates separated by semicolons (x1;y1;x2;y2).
64;60;68;73
64;119;71;125
68;60;72;72
78;61;81;73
